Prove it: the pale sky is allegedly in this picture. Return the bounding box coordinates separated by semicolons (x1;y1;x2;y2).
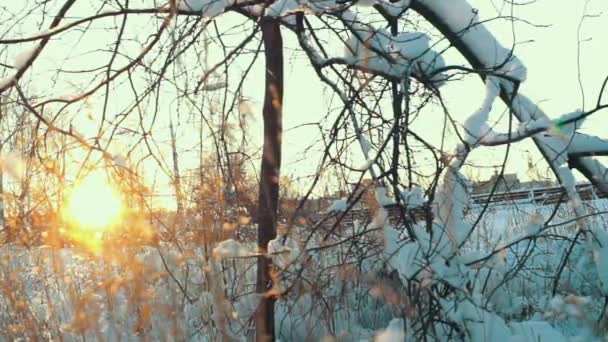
278;0;608;186
2;0;607;208
453;0;608;181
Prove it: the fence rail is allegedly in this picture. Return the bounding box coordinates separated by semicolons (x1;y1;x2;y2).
321;184;607;233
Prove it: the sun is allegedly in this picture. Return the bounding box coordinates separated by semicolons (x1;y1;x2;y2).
63;169;123;231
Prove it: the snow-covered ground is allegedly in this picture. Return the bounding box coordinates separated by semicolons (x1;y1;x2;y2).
1;199;607;340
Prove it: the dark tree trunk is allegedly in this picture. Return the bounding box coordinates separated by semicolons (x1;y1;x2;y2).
255;18;283;342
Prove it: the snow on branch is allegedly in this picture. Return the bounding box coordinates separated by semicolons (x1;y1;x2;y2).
572;157;608;192
268;235;301;269
434;169;471;252
411;0;608;197
262;0;411;19
462;77;500;146
341;9;447;86
415;0;527;83
178;0;229;17
212;239;255;259
0;43;41;91
0;0;76;94
476;118;551;146
373;0;411;18
400;186;425;210
470;108;608;149
568;133;608;158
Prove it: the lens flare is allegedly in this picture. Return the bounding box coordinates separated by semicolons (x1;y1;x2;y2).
63;170;123;231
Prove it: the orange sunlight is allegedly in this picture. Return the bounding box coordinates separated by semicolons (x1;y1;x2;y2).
63;169;123;232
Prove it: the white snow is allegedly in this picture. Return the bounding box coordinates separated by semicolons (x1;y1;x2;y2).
569;133;608;156
177;0;228;17
358;156;376;171
342;10;446;85
400;186;425;209
575;158;608;192
554;110;585;134
112;154;127;168
591;226;608;294
359;136;373;157
355;135;381;171
390;32;430;59
416;0;527;82
462;77;500;146
0;197;606;340
0;151;25;180
368;207;388;230
36;26;64;37
1;1;607;340
262;0;411;19
374;319;405;341
442;299;513;341
509;321;567;342
517;117;552;137
374;186;395;206
412;0;606;225
267;235;300;269
524;213;544;235
385;238;421;279
177;0;206;11
327;198;348;212
0;73;16;90
383;223;400;257
545;294;589;320
434;170;471;250
556;164;576;195
212;239;253;259
13;44;38;69
201;81;227;91
376;0;411;17
264;0;312;17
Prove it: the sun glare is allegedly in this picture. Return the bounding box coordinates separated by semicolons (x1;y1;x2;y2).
64;170;123;231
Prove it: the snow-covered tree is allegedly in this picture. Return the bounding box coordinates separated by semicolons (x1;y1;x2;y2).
1;0;608;340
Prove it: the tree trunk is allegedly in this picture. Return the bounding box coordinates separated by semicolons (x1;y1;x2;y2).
255;18;283;342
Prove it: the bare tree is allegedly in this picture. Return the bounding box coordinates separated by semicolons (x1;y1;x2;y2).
1;0;608;340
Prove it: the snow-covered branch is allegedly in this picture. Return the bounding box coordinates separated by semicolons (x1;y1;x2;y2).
411;0;608;196
568;133;608;158
0;0;78;94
